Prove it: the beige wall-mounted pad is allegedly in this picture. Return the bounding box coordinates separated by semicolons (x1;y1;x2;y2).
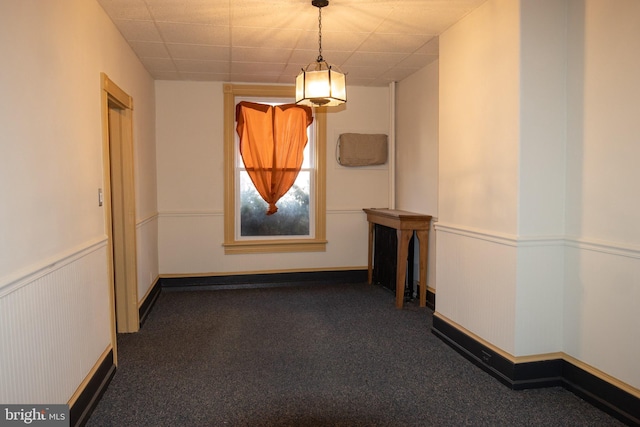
337;133;388;166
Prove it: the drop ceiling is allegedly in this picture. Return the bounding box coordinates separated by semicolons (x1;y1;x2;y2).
97;0;487;86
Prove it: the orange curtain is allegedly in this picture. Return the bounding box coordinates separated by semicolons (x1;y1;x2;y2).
235;101;313;215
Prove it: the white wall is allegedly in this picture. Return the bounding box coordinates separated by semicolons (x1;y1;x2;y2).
438;0;521;236
436;0;521;354
518;0;567;237
513;0;567;356
156;82;389;275
563;0;640;389
436;0;567;358
0;0;157;404
428;0;639;390
396;61;439;290
396;61;439;215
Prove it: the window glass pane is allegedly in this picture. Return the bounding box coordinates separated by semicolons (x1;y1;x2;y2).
301;141;310;168
239;171;310;237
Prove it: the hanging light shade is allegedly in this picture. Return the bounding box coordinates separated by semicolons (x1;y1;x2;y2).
296;0;346;107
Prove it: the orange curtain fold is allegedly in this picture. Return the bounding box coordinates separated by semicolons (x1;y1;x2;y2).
235;101;313;215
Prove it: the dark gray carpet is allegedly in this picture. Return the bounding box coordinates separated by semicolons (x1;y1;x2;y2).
87;282;623;426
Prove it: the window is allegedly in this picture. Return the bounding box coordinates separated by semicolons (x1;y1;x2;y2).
236;99;313;237
223;84;327;254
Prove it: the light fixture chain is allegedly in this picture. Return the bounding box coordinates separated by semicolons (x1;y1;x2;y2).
317;6;323;62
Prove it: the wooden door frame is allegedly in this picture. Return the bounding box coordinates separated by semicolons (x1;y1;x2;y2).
101;73;139;346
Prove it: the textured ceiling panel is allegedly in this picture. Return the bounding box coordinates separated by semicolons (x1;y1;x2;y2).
146;0;231;25
129;41;171;58
156;22;230;45
97;0;487;86
139;57;178;72
167;43;231;61
98;0;152;20
231;47;293;63
175;59;230;74
297;30;370;53
113;19;163;42
232;27;303;49
358;33;434;53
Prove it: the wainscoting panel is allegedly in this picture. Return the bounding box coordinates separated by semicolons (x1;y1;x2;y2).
514;241;564;355
0;239;112;404
136;213;159;304
564;238;640;391
157;209;369;275
435;224;518;355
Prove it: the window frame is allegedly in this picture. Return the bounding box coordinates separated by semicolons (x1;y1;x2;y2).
234;96;315;241
223;84;327;254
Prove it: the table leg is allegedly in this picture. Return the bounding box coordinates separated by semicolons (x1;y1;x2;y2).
367;222;374;284
416;229;429;307
395;229;412;308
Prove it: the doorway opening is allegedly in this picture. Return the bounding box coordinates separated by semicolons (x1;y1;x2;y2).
101;74;139;352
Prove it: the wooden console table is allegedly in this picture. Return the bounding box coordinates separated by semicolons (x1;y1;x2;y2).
363;208;432;308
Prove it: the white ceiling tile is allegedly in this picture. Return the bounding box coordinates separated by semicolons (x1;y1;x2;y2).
230;73;282;84
129;41;170;58
167;44;231;61
380;6;479;34
289;49;352;68
139;57;177;72
319;3;390;34
231;3;313;29
358;33;434;54
295;30;369;52
340;65;388;80
232;27;304;49
231;62;286;76
156;22;230;45
181;72;230;81
174;59;230;74
288;49;320;65
97;0;152;20
282;63;306;78
397;53;438;68
146;0;231;25
113;19;162;42
232;47;293;63
343;51;409;68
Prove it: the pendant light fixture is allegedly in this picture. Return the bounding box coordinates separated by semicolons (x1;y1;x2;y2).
295;0;346;107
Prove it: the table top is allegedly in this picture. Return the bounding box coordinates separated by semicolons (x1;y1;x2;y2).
363;208;432;221
363;208;432;230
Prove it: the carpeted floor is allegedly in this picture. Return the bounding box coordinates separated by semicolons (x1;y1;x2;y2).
87;282;624;426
